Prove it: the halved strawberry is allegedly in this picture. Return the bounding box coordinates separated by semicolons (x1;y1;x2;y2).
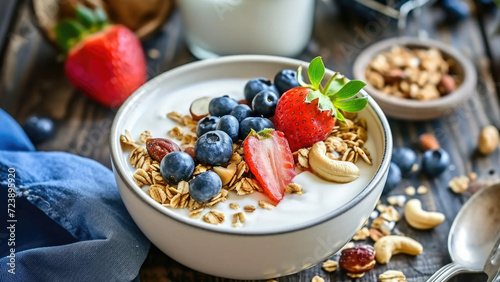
243;129;296;203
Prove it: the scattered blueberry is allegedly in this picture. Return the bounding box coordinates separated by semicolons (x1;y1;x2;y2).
383;162;402;195
274;69;301;95
239;117;275;140
195;130;233;166
216;115;240;142
392;147;418;176
23;115;55;145
244;78;279;104
252;90;278;118
422;148;450;177
230;104;253;123
208;95;239;117
160;151;195;185
196;116;220;137
189;171;222;202
443;0;470;22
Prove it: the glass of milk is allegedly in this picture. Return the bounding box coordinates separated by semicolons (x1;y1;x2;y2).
176;0;315;59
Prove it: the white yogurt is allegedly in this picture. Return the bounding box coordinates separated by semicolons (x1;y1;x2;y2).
176;0;315;59
124;79;378;232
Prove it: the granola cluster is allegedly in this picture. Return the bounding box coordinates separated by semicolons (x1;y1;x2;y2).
120;112;303;228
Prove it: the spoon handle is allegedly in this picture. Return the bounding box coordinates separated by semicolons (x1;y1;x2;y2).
427;263;477;282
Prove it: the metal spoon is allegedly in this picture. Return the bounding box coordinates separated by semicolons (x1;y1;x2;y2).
427;183;500;281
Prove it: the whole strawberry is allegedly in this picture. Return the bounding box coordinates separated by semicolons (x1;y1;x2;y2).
55;6;147;107
274;57;368;152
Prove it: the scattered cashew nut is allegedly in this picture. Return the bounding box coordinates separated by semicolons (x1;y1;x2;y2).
374;235;423;264
212;163;237;186
308;141;359;183
404;199;445;230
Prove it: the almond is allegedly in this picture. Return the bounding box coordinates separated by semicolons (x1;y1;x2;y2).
183;146;197;161
419;133;440;150
382;69;405;84
189;96;212;121
438;74;456;94
146;138;181;162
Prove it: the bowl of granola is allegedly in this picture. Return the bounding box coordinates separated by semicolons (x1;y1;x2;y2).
110;55;392;279
353;37;476;120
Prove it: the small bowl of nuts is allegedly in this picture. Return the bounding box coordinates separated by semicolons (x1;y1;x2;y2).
353;37;477;120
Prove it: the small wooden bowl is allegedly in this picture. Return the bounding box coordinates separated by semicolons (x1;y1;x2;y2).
30;0;174;48
353;37;477;120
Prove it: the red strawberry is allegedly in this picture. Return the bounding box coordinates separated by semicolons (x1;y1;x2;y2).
243;129;296;203
274;87;336;152
55;6;147;108
274;57;368;152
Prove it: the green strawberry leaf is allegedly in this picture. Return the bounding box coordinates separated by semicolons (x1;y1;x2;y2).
76;6;97;29
94;7;108;26
334;97;368;113
296;65;309;87
334;80;367;100
335;108;346;124
54;20;86;52
317;95;334;112
256;128;274;140
326;76;347;97
308;57;325;90
305;90;321;103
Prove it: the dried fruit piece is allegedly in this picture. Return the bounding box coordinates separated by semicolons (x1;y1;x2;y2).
146;138;181;162
339;245;376;275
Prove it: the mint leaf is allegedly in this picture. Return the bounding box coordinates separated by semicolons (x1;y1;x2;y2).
334;80;367;100
308;57;325;90
305;90;321;103
76;6;97;29
335;108;346;124
54;20;86;52
334;97;368;113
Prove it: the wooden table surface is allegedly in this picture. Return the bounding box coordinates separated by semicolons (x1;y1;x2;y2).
1;1;500;281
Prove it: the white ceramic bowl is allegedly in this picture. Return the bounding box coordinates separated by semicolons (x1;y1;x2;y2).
110;55;392;280
353;37;477;120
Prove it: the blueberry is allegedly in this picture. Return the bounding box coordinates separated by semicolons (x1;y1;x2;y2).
230;104;253;123
391;147;418;176
422;149;450;177
383;162;402;195
23;115;55;145
443;0;470;21
216;115;239;142
194;130;233;166
160;151;195;185
252;90;278;118
274;69;301;95
196;116;220;137
244;78;279;104
208;95;239;117
239;117;275;140
189;171;222;202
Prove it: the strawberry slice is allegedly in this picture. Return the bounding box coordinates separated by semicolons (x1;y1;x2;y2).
243;129;296;203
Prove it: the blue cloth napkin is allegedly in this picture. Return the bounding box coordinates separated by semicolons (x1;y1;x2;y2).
0;108;150;281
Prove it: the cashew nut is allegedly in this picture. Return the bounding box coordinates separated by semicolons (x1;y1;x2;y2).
308;141;359;183
212;163;237;186
374;235;423;264
404;199;445;230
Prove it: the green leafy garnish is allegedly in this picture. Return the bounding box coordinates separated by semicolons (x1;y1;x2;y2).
54;5;110;52
298;57;368;123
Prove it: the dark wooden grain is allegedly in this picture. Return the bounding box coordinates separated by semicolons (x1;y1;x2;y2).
1;1;500;282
